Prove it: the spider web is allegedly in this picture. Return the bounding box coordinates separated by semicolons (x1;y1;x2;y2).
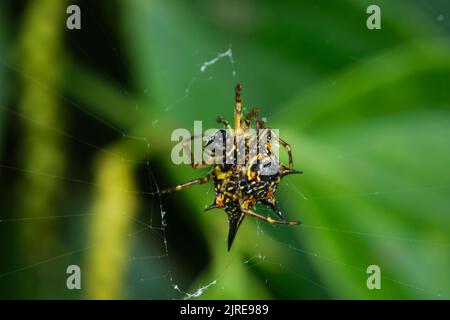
0;6;235;298
0;1;449;300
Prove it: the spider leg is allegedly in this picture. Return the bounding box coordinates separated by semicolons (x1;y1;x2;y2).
244;107;265;129
259;198;283;219
241;208;301;225
234;84;243;131
281;168;303;177
184;133;227;169
160;174;212;194
216;116;232;131
270;130;294;171
182;134;210;169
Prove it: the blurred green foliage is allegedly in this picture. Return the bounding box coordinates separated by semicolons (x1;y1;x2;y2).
0;0;449;299
0;1;8;155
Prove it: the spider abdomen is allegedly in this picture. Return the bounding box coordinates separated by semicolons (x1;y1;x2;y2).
212;162;281;212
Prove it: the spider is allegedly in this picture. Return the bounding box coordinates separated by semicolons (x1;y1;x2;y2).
162;84;302;250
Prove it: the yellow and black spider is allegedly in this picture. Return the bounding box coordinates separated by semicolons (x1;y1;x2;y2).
162;84;302;250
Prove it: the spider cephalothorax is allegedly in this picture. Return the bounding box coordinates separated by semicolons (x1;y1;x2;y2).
162;84;302;250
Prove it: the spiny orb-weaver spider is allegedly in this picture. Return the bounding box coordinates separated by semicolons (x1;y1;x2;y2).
162;84;302;250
